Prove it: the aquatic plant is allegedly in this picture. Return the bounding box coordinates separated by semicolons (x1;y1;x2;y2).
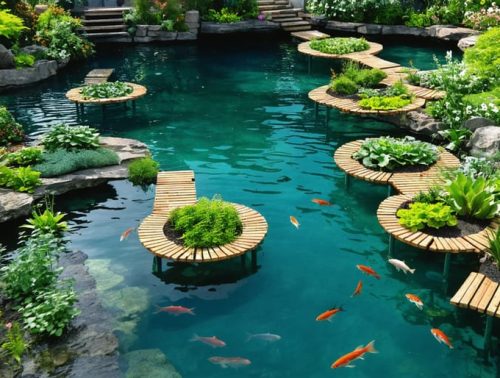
128;157;159;185
0;166;41;193
397;202;458;232
33;148;120;177
0;107;24;146
169;196;243;248
6;147;43;167
42;124;100;151
352;136;439;171
80;82;133;100
310;37;369;55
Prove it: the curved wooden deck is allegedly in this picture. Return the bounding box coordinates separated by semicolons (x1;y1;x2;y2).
377;194;499;254
138;171;268;263
66;82;147;105
451;272;500;315
298;40;383;60
309;85;426;116
333;139;460;194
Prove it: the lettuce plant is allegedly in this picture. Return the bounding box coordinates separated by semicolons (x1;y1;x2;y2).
0;166;42;193
397;202;458;232
6;147;42;167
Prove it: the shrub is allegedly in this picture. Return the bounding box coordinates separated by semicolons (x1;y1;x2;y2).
42;124;100;151
14;53;35;68
488;228;500;267
330;76;358;95
205;8;242;23
352;136;439;171
413;186;448;204
6;147;43;167
446;173;499;219
354;69;387;87
0;9;27;41
464;5;500;30
80;82;133;100
0;107;24;146
397;202;458;232
464;27;500;89
169;196;243;248
404;12;434;27
310;37;369;55
359;95;412;110
0;166;41;193
128;157;159;185
33;148;119;177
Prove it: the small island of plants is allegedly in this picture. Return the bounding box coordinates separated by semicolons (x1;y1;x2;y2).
310;37;370;55
167;196;243;248
80;82;134;100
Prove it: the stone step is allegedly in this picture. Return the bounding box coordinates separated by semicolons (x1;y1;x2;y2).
84;24;127;32
258;4;291;10
281;20;310;27
82;18;124;24
84;9;129;17
84;7;130;13
283;24;311;32
257;0;275;4
273;16;303;23
263;7;302;15
84;31;129;38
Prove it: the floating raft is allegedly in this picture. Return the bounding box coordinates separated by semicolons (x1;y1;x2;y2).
309;85;426;116
84;68;114;84
138;170;268;263
334;139;460;193
66;82;147;105
377;194;498;254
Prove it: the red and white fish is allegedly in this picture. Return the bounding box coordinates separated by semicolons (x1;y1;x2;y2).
356;264;381;279
290;216;300;229
351;280;363;297
120;227;134;241
316;306;343;321
405;294;423;310
331;340;378;369
431;328;453;349
312;198;332;206
156;305;195;316
388;259;415;274
208;356;251;369
190;334;226;348
246;333;281;342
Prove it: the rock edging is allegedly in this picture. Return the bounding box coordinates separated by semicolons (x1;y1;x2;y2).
200;20;280;34
0;136;149;224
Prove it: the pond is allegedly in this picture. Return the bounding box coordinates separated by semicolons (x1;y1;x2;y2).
2;36;497;377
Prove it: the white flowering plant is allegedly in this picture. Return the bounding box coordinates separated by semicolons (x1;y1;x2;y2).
464;3;500;30
306;0;404;23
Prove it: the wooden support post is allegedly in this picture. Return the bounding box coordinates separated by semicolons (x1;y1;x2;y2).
132;100;137;111
80;103;85;114
153;256;162;274
389;234;395;257
326;107;330;125
344;173;351;189
443;253;451;281
483;316;494;354
251;250;257;270
314;102;319;118
241;254;246;269
308;55;312;74
387;185;394;197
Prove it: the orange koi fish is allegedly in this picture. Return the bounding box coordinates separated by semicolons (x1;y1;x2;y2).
316;306;344;321
208;356;251;368
351;280;363;297
120;227;134;241
290;216;300;229
405;294;423;310
312;198;332;206
356;264;381;279
190;334;226;348
431;328;453;349
156;305;195;316
331;340;378;369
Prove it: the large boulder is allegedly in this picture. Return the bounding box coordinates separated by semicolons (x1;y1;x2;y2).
0;44;15;69
458;35;478;51
19;44;48;59
464;117;495;131
468;126;500;157
201;20;280;34
427;25;479;41
0;60;58;90
357;23;382;34
325;21;363;32
381;25;428;37
399;110;444;136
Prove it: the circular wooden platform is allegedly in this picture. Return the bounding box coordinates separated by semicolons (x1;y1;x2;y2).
66;82;147;104
377;194;499;253
298;41;383;60
333;139;460;194
309;85;426;115
139;203;268;263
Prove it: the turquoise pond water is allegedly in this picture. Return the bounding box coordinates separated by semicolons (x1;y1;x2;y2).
2;36;498;377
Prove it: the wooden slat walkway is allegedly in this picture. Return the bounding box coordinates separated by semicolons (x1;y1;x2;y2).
333;139;460;193
377;194;499;254
291;30;330;41
138;171;268;263
84;68;114;84
451;272;500;317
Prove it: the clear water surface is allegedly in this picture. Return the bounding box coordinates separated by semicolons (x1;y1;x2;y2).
2;36;497;377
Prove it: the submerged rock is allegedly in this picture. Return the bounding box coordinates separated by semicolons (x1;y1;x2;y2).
86;259;125;292
125;349;182;378
101;286;150;317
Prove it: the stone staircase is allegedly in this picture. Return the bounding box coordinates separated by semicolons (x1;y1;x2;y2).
258;0;311;32
82;7;130;39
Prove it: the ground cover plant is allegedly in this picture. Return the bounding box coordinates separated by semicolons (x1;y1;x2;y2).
358;81;414;110
0;166;41;193
397;202;458;232
128;157;159;185
352;136;439;171
80;82;134;100
42;124;100;151
5;147;42;167
169;196;243;248
310;37;369;55
0;107;24;146
14;52;35;68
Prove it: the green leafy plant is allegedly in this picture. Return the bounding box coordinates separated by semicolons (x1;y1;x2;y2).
464;27;500;88
438;127;472;152
352;136;439;171
205;8;242;23
128;157;159;185
80;82;133;100
22;199;68;236
330;76;358;95
446;173;499;219
413;186;448;204
0;9;27;41
6;147;43;167
397;202;458;232
404;11;434;27
310;37;369;55
341;62;387;87
20;284;79;337
1;322;27;364
169;196;243;248
456;156;500;180
359;95;412;110
33;148;119;177
487;228;500;267
0;106;24;146
14;53;35;68
42;124;100;151
0;166;42;193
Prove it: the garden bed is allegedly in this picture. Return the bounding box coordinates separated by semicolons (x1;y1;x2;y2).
66;82;147;105
298;40;383;60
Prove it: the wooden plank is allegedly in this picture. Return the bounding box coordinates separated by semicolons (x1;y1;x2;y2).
487;286;500;316
451;272;478;305
478;281;499;313
459;273;486;308
471;279;492;310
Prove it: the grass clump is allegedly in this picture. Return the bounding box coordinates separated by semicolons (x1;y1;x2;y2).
128;157;159;185
330;76;358;95
310;37;369;55
169;196;242;248
329;62;387;95
80;82;133;100
32;148;119;178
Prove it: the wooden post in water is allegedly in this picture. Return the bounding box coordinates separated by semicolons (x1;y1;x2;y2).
443;253;451;281
251;250;257;271
153;256;162;274
308;56;312;74
241;254;246;270
325;107;330;125
388;235;395;257
483;316;494;355
344;174;351;189
387;185;394;197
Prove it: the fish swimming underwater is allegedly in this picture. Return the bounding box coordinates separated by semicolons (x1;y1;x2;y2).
312;198;332;206
209;356;251;368
156;305;195;316
405;294;424;310
388;259;415;274
316;307;344;321
190;334;226;348
120;227;134;241
290;216;300;229
351;280;363;297
356;264;381;279
431;328;453;349
331;340;378;369
246;333;281;342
